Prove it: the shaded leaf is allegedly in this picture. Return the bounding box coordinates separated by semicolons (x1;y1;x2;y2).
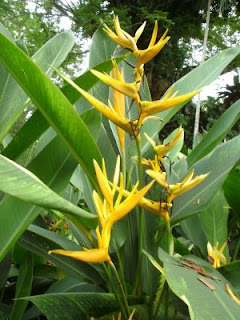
23;292;119;320
0;33;101;186
10;251;33;320
0;154;97;229
172;136;240;224
187;99;240;168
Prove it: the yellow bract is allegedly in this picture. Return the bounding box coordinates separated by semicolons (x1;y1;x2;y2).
49;156;153;264
207;241;227;269
115;183;171;222
91;67;141;109
134;24;170;68
103;15;145;52
147;169;209;203
94;156;154;224
138;88;200;128
145;127;184;160
112;65;126;153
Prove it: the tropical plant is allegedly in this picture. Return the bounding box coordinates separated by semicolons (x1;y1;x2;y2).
0;16;240;320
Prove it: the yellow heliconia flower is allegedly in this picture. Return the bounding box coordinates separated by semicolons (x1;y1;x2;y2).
93;156;154;224
49;157;153;264
139;196;171;222
207;241;227;269
57;69;135;135
134;22;170;69
112;64;126;153
133;155;164;174
115;183;171;222
103;15;146;52
147;169;209;203
144;127;184;160
48;217;112;264
91;66;141;109
138;87;201;128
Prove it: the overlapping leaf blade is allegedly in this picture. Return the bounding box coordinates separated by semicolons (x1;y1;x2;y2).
142;46;240;156
0;154;96;227
0;33;101;186
187;99;240;168
0;135;95;262
0;27;75;142
172;135;240;224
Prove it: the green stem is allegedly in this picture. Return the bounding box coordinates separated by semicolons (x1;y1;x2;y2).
134;137;144;294
153;278;166;320
113;239;128;295
103;263;128;319
166;221;174;256
109;261;130;318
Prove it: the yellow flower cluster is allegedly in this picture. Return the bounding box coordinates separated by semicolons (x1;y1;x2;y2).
49;16;209;264
133;126;208;222
207;241;227;268
49;156;153;263
58;16;200;148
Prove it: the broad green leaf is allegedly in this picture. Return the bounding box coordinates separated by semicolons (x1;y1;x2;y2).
23;293;119;320
187;99;240;167
0;136;93;262
10;251;33;320
89;26;117;68
181;190;229;256
198;190;229;251
142;46;240;156
0;33;101;186
1;111;49;160
171;135;240;224
32;108;101;159
18;225;105;285
158;249;240;320
0;31;75;142
23;277;104;320
0;154;96;228
1;57;121;162
180;214;208;256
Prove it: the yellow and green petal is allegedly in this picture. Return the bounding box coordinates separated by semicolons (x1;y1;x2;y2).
49;248;110;263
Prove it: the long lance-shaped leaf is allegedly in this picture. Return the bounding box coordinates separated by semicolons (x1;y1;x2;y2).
171;135;240;224
0;28;75;142
0;33;101;186
19;225;105;285
10;251;33;320
187;99;240;168
22;293;119;320
142;46;240;156
0;108;101;263
0;135;89;262
1;57;123;162
0;154;97;229
1;38;123;164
